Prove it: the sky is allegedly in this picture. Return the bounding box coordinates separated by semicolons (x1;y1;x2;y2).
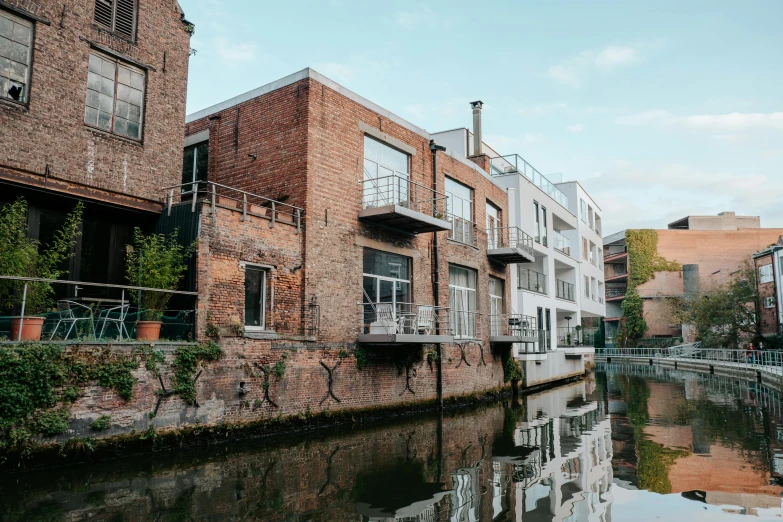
180;0;783;236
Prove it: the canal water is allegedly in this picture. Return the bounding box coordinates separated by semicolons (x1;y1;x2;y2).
3;363;783;521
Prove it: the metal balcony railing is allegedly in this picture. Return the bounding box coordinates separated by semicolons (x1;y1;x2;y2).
556;327;593;347
449;216;477;246
451;310;481;340
359;302;452;339
361;171;449;220
164;181;304;232
519;268;547;295
489;313;537;338
489;154;569;209
605;287;627;299
556;279;575;301
487;227;535;257
553;231;571;256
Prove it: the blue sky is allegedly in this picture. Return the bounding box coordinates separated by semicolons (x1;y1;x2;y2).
181;0;783;236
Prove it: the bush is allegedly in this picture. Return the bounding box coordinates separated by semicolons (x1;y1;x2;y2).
90;415;111;431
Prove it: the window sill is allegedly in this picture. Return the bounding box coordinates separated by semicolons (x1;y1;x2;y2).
446;238;479;251
85;124;144;147
0;97;29;112
244;330;279;340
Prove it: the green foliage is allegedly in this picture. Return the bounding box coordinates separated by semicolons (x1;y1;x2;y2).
593;321;606;348
0;198;83;315
32;409;70;437
273;352;289;378
89;357;137;401
392;346;424;375
626;229;682;290
171;341;223;405
90;414;111;431
144;349;166;376
617;290;647;347
125;228;196;321
501;346;524;383
354;344;368;370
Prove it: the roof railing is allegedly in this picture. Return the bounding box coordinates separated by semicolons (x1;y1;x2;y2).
489;154;569;208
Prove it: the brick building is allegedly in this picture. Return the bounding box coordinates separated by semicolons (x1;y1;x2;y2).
603;213;783;345
753;237;783;338
0;0;191;295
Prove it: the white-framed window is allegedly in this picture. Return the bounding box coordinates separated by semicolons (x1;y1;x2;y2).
450;265;477;339
94;0;138;41
489;276;504;336
486;201;501;249
445;177;474;245
588;205;594;229
580;199;587;223
764;296;776;309
85;51;145;140
589;241;596;266
533;201;541;243
759;264;774;284
591;277;597;301
541;206;548;246
243;263;268;330
363;135;410;208
0;9;33;105
582;237;588;261
584;275;590;298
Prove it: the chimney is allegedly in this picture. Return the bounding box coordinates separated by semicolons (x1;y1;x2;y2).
470;101;483;156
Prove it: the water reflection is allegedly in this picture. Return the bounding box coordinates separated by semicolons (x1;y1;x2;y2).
3;365;783;520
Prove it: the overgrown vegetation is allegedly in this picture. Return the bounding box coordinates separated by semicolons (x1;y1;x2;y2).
171;341;223;405
500;346;524;384
617;230;681;347
125;228;196;321
593;321;605;348
0;197;84;315
354;343;368;370
90;415;111;432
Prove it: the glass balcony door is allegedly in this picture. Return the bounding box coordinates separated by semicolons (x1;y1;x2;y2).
486;202;500;249
450;265;477;338
362;249;411;333
489;277;503;336
363;136;410;208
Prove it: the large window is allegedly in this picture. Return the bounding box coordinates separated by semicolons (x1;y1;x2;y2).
0;9;32;104
182;141;209;192
541;206;548;247
85;52;145;140
580;199;587;223
533;201;541;243
363;135;409;207
94;0;137;41
489;277;503;336
760;264;774;284
362;249;411;332
764;296;776;309
450;265;477;339
446;177;474;245
486;201;501;249
244;264;267;330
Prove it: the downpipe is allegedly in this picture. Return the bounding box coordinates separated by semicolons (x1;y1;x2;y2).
430;140;446;410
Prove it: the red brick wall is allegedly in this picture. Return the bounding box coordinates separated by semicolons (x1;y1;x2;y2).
755;253;778;336
0;0;190;204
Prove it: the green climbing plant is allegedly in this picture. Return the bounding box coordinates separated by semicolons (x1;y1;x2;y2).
171;341;223;405
500;346;524;384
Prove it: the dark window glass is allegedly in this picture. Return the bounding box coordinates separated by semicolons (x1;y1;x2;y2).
244;266;266;328
182;141;209;192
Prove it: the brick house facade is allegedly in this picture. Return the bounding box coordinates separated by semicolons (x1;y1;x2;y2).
753;238;783;338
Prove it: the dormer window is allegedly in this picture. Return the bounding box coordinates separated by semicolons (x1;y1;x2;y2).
94;0;137;41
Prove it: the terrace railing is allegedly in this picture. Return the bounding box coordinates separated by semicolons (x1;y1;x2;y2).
164;181;304;233
553;231;571;256
0;275;198;342
556;279;575;301
361;171;449;220
519;268;547;295
489;154;569;209
487;227;535;257
359;301;452;337
490;313;537;338
451;310;482;340
556;327;592;347
605;287;627;299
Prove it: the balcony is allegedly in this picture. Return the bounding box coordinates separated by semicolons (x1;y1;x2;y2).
487;227;535;264
605;286;627;301
359;173;451;234
603;251;628;263
448;216;478;247
604;270;628;283
358;302;454;344
519;268;547;295
451;310;481;341
556;327;593;348
555;279;575;302
553;231;571;257
489;314;538;344
489;154;569;209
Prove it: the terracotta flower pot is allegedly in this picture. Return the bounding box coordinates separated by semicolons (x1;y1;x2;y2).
10;316;45;341
136;321;162;341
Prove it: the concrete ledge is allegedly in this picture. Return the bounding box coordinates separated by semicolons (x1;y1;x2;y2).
518;353;547;361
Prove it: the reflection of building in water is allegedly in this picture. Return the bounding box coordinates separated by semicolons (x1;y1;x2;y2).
492;381;614;521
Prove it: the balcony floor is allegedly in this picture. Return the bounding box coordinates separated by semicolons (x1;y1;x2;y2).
359;205;452;233
490;334;538;344
487;247;535;264
358;333;454;344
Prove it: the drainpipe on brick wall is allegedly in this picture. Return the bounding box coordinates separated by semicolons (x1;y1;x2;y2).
430;139;446;410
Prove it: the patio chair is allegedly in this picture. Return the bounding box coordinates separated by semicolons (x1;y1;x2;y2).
415;306;436;335
95;303;130;341
49;300;93;340
369;303;397;334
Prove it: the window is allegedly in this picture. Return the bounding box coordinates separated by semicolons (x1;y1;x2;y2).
446;178;474;245
541;206;548;247
591;277;597;301
589;241;596;266
764;296;776;309
182;141;209;192
584;275;590;298
94;0;137;41
489;277;503;336
450;265;477;338
362;249;411;333
760;264;774;284
363;135;409;207
598;248;604;269
580;199;587;223
244;264;267;330
85;52;145;140
486;201;501;249
588;206;594;229
582;237;588;261
533;201;541;243
0;9;33;104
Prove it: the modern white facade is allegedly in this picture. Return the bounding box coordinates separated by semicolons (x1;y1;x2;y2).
433;127;605;356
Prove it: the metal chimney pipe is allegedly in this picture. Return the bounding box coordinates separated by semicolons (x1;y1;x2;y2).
470;101;483;156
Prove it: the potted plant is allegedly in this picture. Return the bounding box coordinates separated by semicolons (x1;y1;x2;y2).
0;198;83;340
125;228;196;341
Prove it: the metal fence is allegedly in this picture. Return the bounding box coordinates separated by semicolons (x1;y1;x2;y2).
595;345;783;375
361;171;449;220
487;226;535;257
359;301;452;337
0;275;198;342
489;313;537;338
519;267;547;294
556;279;575;301
489;154;569;208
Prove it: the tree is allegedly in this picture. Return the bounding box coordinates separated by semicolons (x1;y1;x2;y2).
617;290;647;347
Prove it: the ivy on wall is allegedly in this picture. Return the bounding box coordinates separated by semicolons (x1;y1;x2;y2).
618;230;682;347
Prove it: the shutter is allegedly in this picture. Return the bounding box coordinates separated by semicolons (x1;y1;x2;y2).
94;0;113;28
114;0;136;39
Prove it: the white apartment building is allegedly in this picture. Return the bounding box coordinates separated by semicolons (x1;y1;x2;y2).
433;129;605;356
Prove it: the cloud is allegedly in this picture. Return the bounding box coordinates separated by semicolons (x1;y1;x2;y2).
566;124;584;132
214;38;257;64
394;4;434;28
547;45;638;87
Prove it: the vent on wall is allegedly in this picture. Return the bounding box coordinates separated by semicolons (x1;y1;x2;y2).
94;0;136;40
